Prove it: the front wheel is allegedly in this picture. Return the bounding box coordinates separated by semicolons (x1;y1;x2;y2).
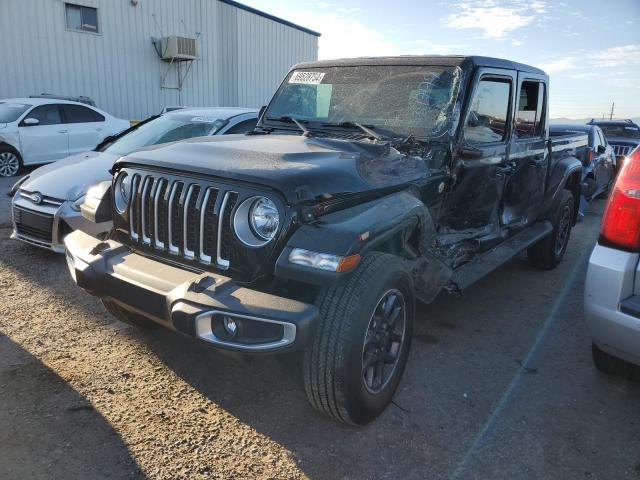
0;146;22;177
527;190;574;270
303;253;414;425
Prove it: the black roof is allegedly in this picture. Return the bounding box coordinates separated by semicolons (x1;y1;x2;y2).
550;123;596;133
219;0;321;37
588;119;639;127
293;55;546;75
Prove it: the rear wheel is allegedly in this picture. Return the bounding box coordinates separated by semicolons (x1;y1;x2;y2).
528;190;574;270
0;146;22;177
102;299;158;329
303;253;414;425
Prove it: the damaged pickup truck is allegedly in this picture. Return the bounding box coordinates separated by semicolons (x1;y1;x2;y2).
64;56;585;425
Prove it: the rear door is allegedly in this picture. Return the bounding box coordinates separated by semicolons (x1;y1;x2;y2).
18;104;69;164
61;104;106;155
440;68;515;246
501;74;548;228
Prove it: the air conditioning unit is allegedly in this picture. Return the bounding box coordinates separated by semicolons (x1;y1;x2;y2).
160;36;196;61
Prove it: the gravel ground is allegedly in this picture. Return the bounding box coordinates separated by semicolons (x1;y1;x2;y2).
1;174;639;479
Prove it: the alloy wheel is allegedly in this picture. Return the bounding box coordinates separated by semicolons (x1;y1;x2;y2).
554;205;571;257
0;152;20;177
361;289;407;394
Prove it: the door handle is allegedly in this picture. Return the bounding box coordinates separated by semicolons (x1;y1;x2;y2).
58;129;68;133
95;128;103;131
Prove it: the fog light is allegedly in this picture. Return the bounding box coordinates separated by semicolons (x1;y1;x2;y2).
223;316;238;337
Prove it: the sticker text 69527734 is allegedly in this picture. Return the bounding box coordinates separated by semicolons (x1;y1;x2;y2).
289;71;326;85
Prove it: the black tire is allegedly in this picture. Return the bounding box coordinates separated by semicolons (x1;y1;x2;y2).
303;253;414;425
0;145;23;177
102;299;159;329
592;343;640;381
527;189;574;270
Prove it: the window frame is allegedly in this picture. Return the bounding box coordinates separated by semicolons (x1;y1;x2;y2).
64;2;100;35
461;72;514;147
513;80;546;141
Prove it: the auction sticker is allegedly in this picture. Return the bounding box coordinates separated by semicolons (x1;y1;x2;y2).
289;71;325;84
190;116;216;122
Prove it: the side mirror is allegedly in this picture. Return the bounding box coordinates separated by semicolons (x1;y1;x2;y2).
597;145;606;154
22;117;40;126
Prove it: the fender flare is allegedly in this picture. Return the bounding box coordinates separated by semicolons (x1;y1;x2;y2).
274;190;441;288
539;156;582;223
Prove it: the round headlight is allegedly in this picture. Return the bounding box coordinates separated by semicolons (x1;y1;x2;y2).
249;197;279;241
114;172;131;214
233;196;280;247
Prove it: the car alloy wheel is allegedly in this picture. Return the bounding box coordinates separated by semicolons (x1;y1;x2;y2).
554;204;571;257
361;289;407;394
0;151;20;177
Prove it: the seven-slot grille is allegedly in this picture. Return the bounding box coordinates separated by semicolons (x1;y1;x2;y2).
13;206;54;243
127;173;238;269
612;144;633;157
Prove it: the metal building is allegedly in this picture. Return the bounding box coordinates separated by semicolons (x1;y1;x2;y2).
0;0;320;119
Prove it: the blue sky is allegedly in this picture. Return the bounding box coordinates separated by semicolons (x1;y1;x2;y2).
241;0;640;119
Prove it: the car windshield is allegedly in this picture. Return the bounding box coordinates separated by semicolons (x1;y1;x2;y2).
598;124;640;139
104;113;228;155
0;102;31;123
264;65;462;138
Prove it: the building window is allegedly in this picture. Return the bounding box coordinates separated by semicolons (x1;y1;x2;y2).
65;3;99;33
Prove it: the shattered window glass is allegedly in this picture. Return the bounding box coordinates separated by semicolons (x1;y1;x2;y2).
266;65;461;138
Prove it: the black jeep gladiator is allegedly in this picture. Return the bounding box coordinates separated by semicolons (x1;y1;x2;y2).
65;56;585;425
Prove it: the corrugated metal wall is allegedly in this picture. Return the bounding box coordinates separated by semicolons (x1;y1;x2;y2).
0;0;318;119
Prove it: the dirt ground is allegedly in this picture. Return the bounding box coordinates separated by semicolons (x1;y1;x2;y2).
1;176;639;479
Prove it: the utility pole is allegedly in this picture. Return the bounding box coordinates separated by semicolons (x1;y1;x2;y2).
609;101;615;121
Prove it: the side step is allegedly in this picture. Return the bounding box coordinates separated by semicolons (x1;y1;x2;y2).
449;220;553;292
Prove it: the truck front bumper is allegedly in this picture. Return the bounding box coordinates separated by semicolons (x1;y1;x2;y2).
64;230;319;353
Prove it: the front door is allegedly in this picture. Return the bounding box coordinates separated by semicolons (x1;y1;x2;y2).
501;74;548;228
18;104;69;164
440;68;515;250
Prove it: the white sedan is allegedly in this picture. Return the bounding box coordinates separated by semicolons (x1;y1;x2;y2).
10;107;258;252
0;98;130;177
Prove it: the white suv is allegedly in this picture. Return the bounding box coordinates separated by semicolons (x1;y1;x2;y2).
0;98;130;177
585;146;640;378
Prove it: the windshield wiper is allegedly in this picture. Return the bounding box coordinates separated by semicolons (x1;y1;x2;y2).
321;121;383;141
266;116;313;136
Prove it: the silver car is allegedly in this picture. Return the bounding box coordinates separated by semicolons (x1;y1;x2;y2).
585;146;640;376
10;107;258;252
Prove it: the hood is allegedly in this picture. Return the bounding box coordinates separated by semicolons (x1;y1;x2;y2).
116;134;433;203
21;151;119;201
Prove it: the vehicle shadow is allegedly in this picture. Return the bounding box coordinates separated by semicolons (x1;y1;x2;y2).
0;333;146;480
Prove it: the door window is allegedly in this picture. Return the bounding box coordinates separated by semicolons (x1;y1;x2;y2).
464;78;511;144
224;118;258;134
24;105;63;125
62;104;105;123
515;81;545;139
